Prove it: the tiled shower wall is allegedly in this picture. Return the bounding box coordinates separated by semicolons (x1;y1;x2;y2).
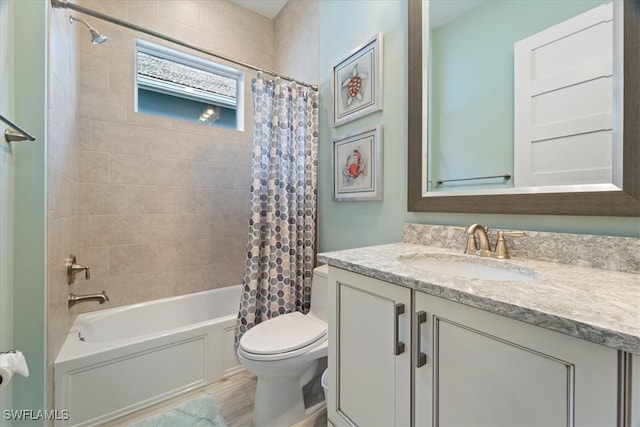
71;0;276;313
47;0;319;396
47;4;80;406
274;0;319;86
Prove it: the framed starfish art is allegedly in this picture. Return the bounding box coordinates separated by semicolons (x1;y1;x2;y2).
332;33;383;127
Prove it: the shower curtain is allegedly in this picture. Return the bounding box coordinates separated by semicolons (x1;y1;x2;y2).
235;72;319;342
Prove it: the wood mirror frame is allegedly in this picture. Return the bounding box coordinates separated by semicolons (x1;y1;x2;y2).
407;0;640;216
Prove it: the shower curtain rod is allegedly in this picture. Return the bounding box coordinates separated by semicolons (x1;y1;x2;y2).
50;0;319;91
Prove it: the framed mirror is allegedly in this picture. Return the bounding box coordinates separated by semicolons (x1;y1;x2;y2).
408;0;639;216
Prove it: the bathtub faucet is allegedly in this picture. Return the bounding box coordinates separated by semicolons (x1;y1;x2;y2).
68;291;109;308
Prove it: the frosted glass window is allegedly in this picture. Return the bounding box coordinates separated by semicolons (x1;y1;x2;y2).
135;39;244;130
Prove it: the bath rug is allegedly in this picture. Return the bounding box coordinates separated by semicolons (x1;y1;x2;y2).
128;394;227;427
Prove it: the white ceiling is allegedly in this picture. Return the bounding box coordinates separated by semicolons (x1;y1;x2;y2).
232;0;288;19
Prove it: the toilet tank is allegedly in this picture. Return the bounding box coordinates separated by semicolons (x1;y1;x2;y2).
308;264;328;323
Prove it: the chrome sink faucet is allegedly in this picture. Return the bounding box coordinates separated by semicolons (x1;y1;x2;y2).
456;224;525;259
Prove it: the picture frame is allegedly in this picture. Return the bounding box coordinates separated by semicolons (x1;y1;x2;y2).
332;33;383;127
332;126;383;201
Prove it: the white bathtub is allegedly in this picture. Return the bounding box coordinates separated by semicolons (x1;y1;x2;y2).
54;285;243;427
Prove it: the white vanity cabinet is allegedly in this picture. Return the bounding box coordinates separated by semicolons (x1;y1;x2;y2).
328;267;411;426
328;267;621;427
414;291;619;426
631;353;640;426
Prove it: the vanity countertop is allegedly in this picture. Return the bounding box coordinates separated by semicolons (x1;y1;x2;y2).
318;242;640;354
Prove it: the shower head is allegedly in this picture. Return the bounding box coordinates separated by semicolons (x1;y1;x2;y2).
69;15;107;45
88;28;108;45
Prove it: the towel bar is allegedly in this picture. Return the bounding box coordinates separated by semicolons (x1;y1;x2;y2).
0;114;36;143
435;173;511;185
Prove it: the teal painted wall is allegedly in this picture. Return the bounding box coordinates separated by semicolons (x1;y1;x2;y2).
12;0;47;422
318;0;639;254
429;0;607;191
319;0;409;251
0;0;16;416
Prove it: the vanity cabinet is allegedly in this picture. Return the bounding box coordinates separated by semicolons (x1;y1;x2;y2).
328;267;621;426
328;267;411;426
414;291;618;426
630;354;640;426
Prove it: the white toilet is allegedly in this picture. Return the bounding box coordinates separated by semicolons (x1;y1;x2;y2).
237;264;329;427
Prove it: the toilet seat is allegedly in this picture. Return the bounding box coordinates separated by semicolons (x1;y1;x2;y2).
239;312;327;361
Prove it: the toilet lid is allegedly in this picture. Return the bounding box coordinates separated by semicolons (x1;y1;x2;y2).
240;312;327;355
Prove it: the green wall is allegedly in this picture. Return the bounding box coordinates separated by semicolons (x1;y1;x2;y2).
318;0;639;254
0;0;16;416
319;0;410;251
12;0;47;422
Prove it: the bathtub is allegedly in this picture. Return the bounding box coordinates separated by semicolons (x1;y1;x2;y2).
54;285;243;427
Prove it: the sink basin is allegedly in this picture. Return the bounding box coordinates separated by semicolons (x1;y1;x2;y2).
399;255;537;282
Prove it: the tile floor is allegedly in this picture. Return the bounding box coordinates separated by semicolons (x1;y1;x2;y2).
102;370;327;427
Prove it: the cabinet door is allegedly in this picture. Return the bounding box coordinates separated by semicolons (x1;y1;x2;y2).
631;354;640;427
328;267;411;426
415;292;619;427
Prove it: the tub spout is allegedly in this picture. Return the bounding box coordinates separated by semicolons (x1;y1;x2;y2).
68;291;109;308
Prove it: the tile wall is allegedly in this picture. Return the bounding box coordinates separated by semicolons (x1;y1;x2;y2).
72;0;273;313
47;3;80;407
274;0;320;85
47;0;319;406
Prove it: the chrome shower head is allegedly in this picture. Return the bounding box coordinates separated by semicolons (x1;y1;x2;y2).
88;28;107;45
69;15;107;45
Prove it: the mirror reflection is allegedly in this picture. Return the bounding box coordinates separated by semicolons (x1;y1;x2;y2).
425;0;619;194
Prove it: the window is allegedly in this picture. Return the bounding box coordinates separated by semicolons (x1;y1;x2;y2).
135;40;244;130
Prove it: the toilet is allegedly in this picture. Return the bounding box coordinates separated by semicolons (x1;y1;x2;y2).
237;264;329;427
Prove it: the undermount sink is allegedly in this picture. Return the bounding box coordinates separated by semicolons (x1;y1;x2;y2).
399;254;538;282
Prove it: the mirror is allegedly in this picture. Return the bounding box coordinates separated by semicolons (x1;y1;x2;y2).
408;0;640;216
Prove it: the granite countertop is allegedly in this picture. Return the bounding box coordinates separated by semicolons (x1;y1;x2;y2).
318;242;640;354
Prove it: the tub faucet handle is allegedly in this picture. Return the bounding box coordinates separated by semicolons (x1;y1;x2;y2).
66;254;91;285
